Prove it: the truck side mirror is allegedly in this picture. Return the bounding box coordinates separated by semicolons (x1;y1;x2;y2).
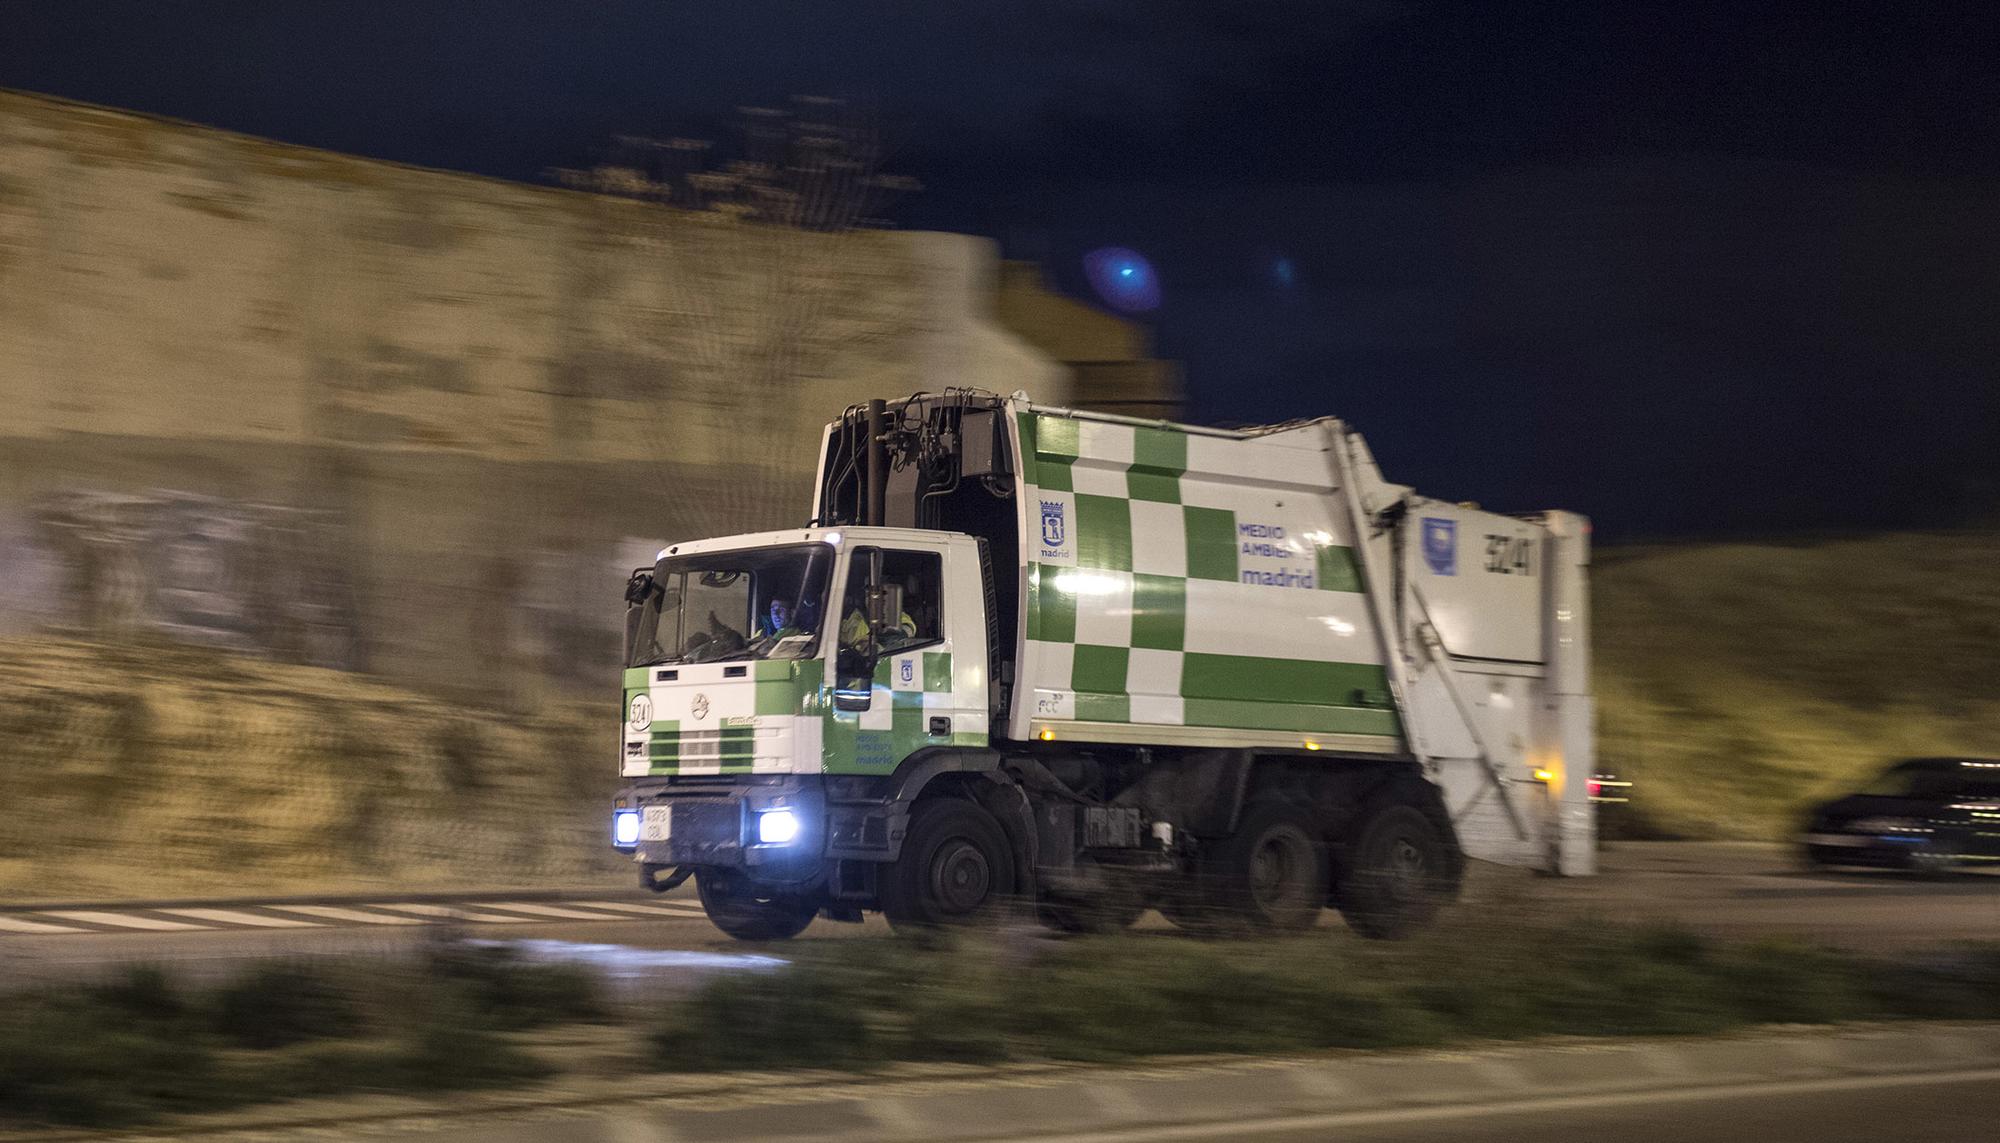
624;570;656;605
833;645;876;711
623;570;661;664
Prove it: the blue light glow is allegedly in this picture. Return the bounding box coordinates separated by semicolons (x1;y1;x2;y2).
613;809;640;847
1083;247;1161;313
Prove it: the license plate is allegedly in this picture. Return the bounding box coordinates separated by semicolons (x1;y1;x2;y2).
641;805;673;843
1804;833;1871;848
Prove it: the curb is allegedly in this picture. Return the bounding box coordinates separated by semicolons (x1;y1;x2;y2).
592;1023;2000;1143
17;1022;2000;1142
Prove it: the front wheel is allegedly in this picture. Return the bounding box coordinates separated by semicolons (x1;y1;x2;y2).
694;870;819;941
880;798;1019;930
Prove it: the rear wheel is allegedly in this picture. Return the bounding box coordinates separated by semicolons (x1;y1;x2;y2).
694;869;818;941
1165;799;1327;936
1337;803;1451;939
880;798;1019;930
1904;840;1960;878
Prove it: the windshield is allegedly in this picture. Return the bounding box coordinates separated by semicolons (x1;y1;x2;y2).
626;544;833;667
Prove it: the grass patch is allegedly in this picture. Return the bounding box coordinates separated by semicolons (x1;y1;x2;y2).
0;944;593;1128
649;912;2000;1073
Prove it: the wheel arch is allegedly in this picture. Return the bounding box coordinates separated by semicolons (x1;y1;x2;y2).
881;746;1036;893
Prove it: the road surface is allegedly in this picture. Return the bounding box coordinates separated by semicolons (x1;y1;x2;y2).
3;843;1999;988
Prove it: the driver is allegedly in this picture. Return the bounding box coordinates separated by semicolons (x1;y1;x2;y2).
760;597;798;639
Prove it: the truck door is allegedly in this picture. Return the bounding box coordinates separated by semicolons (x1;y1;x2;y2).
824;539;990;773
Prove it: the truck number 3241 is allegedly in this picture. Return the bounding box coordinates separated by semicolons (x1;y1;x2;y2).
1483;535;1537;576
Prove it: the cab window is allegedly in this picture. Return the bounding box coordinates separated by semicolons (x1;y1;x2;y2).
837;548;943;657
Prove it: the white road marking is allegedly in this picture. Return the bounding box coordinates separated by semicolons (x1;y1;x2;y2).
573;900;711;918
372;903;536;923
0;915;89;934
485;901;675;921
267;905;430;926
156;908;322;928
3;898;709;936
41;910;206;932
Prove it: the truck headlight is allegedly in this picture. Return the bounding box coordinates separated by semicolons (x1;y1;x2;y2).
757;808;800;845
613;809;641;847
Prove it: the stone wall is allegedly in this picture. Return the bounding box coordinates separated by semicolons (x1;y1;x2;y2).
0;90;1081;703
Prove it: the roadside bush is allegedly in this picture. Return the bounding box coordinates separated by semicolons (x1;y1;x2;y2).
87;963;194;1025
653;960;878;1070
394;1002;550;1090
0;944;591;1128
1714;938;1871;1025
211;962;363;1049
422;941;604;1030
644;915;2000;1074
0;975;225;1128
1859;947;2000;1022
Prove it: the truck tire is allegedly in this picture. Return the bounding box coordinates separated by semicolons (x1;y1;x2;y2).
694;870;818;941
1337;804;1450;939
1164;798;1327;936
880;798;1019;929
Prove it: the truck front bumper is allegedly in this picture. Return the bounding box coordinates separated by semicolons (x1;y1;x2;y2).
617;777;838;884
615;775;910;887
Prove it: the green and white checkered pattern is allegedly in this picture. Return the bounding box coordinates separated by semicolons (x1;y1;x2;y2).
1018;411;1401;741
824;648;987;772
623;650;986;777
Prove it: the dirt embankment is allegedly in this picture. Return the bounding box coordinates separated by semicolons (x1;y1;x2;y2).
0;638;624;903
1594;531;2000;838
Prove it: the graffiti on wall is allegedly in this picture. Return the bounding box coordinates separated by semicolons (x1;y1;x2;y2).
24;490;363;670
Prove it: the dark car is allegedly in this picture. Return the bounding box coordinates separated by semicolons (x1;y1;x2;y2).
1802;757;2000;873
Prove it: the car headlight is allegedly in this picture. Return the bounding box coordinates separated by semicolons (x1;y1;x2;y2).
757;808;800;845
613;809;640;847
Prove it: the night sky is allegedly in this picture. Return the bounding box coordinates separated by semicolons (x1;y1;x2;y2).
6;1;1997;540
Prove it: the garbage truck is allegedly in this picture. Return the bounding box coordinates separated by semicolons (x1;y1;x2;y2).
612;390;1594;940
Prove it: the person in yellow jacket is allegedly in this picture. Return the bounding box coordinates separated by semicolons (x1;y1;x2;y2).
840;604;916;652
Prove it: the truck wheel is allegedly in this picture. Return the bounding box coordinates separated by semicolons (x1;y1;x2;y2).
881;798;1018;929
1337;804;1450;940
1164;799;1326;936
1214;798;1328;934
694;870;818;941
